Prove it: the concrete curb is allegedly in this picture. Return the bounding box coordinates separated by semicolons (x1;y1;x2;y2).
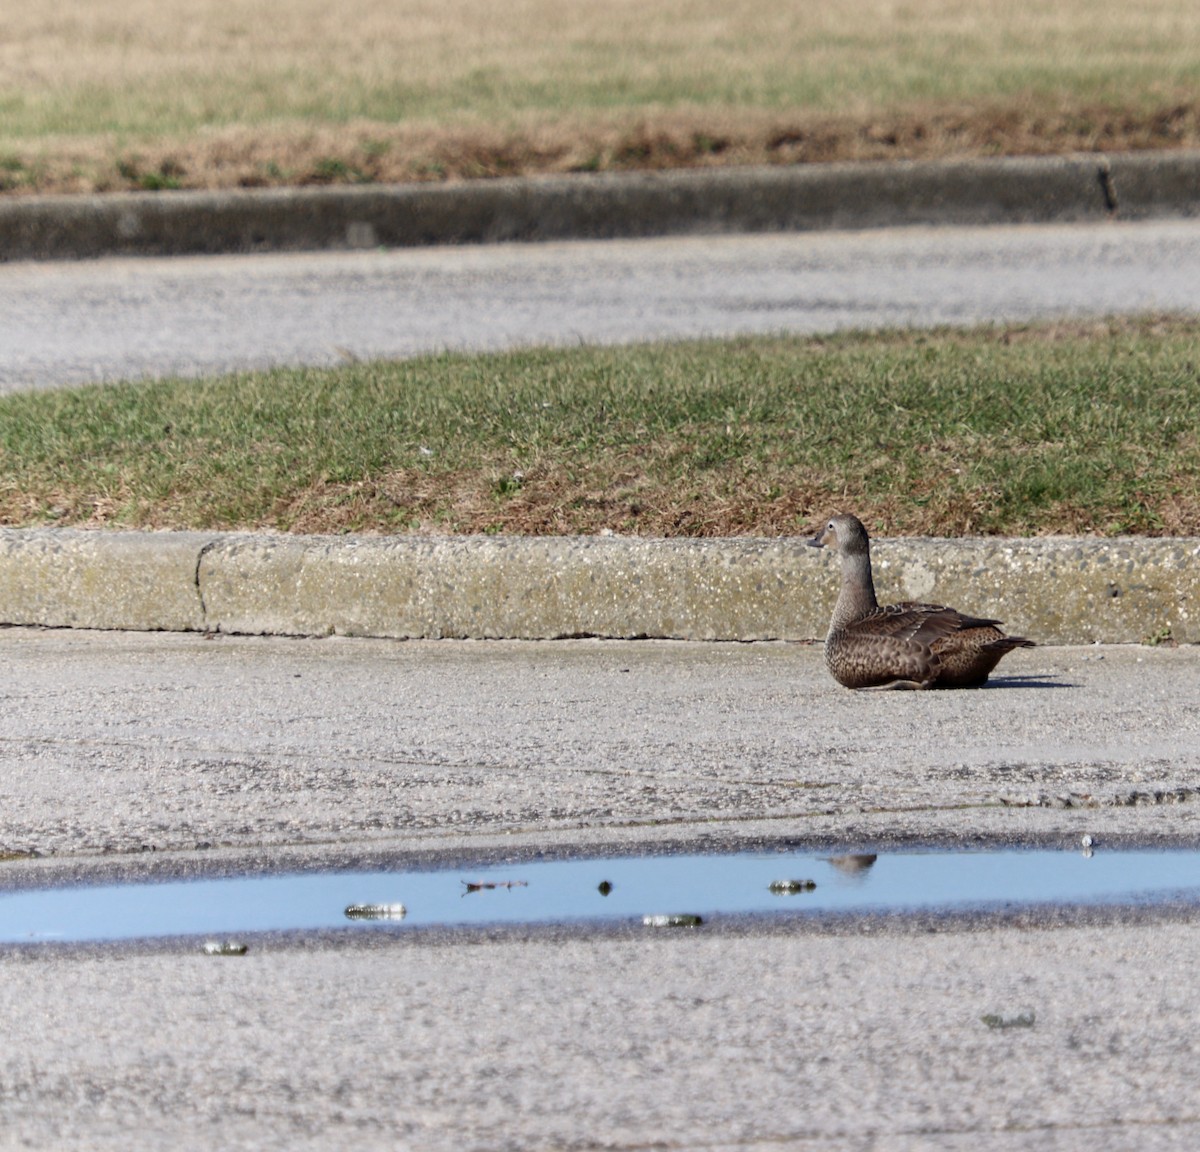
2;150;1198;261
1;528;1196;644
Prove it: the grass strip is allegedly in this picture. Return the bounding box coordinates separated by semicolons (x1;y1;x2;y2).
1;318;1198;537
1;0;1198;194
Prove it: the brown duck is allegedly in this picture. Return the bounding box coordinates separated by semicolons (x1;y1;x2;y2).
808;514;1034;689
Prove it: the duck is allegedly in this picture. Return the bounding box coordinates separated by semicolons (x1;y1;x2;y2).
807;513;1034;689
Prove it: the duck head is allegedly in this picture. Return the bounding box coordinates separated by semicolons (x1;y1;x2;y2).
807;513;871;556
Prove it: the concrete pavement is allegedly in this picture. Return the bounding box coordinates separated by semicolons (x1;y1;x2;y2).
2;630;1198;863
2;629;1200;1149
7;918;1200;1152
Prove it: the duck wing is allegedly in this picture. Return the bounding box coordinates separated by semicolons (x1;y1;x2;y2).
844;602;979;648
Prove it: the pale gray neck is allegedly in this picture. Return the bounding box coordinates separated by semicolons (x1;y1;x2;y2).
830;548;879;630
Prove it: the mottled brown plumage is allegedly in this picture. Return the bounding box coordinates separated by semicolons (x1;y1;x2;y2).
808;514;1034;690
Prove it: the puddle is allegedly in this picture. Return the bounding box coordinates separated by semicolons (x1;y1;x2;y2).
4;848;1200;944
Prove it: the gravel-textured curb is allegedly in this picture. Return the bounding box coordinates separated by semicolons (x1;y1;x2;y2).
2;150;1198;261
1;528;1195;644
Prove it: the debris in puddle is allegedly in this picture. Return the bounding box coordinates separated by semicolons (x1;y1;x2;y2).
202;940;248;956
597;881;613;896
643;913;704;928
981;1012;1036;1030
344;903;407;920
769;879;817;894
461;879;529;894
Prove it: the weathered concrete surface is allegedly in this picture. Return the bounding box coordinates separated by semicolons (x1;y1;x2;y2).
0;527;206;631
1;630;1200;1151
865;534;1200;645
4;922;1200;1152
1;150;1197;261
1;631;1197;861
197;533;816;641
1;528;1197;644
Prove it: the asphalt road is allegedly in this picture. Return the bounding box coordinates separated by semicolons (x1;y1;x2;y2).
3;631;1198;861
3;629;1200;1150
4;217;1200;392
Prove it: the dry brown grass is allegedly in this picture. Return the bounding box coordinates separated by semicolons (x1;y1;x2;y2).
2;0;1197;194
5;102;1200;196
208;444;1200;541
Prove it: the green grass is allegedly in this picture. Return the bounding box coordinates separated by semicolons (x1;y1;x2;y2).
1;320;1198;537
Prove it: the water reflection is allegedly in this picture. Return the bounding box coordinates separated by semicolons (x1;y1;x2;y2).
2;847;1199;944
822;854;878;882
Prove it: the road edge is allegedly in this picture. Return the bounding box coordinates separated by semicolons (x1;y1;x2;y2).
2;150;1198;260
1;528;1196;644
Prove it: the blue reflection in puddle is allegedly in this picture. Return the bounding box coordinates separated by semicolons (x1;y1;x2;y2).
4;848;1200;944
